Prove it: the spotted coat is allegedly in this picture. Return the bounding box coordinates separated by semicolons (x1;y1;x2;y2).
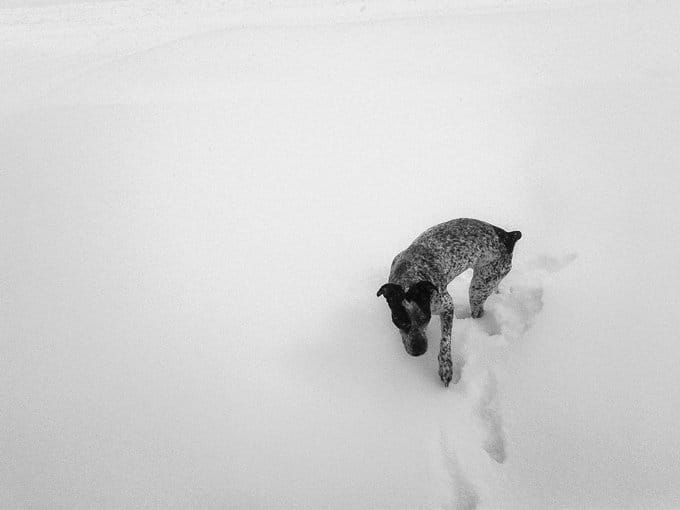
378;218;522;386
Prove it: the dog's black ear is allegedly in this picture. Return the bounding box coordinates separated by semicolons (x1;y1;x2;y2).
378;283;410;330
405;281;437;316
377;283;404;300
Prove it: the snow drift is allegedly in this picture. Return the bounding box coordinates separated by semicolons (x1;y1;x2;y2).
1;1;679;508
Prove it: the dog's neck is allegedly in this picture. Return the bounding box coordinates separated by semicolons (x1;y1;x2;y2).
389;256;440;292
389;243;449;291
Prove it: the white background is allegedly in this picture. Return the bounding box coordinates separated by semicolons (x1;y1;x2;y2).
2;1;679;508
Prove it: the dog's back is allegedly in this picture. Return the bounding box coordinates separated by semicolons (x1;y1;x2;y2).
390;218;521;288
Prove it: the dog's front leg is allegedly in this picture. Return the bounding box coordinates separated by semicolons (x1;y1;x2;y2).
438;292;460;386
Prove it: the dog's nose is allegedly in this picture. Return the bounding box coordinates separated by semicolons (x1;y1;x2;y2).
406;343;427;357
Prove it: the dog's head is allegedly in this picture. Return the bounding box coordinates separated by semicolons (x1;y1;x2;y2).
377;281;438;356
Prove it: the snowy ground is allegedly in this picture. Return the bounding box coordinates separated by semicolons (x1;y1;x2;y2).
2;1;679;508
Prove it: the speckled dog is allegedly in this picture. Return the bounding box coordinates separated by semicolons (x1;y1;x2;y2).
377;218;522;387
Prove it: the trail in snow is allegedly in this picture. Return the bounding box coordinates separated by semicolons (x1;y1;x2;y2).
437;429;480;510
435;253;576;507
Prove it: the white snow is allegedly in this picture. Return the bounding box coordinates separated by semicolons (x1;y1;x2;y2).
2;1;679;508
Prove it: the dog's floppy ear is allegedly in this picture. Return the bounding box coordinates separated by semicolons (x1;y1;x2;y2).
405;281;437;316
377;283;404;300
378;283;410;330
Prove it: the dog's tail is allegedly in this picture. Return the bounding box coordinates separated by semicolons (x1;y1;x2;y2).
494;227;522;253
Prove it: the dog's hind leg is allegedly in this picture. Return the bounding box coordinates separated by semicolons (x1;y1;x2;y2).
438;291;460;386
470;262;505;319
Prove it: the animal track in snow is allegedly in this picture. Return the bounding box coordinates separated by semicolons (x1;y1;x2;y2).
450;254;576;464
437;429;480;510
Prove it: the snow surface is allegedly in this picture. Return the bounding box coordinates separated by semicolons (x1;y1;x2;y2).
2;1;679;508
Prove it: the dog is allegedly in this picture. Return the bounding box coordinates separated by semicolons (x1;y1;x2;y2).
377;218;521;386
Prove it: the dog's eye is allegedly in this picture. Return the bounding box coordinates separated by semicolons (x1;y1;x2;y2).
392;315;410;331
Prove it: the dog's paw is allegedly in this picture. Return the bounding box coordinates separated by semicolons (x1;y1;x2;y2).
438;350;459;387
438;351;451;385
471;307;485;319
440;364;462;387
440;367;452;387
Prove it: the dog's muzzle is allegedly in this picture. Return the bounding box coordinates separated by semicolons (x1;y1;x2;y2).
401;330;428;356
